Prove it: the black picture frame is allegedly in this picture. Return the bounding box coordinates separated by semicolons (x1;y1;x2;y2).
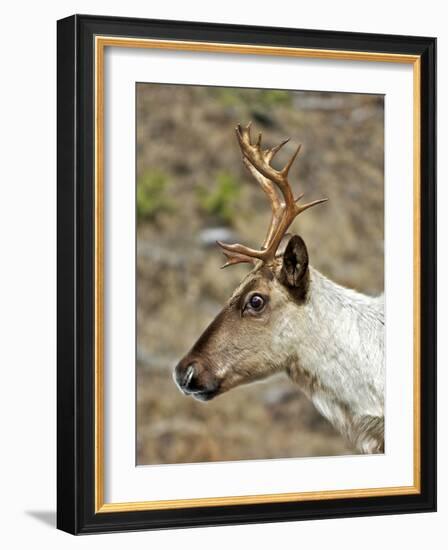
57;14;436;535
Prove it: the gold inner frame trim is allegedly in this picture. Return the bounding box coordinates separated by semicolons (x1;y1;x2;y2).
94;35;421;513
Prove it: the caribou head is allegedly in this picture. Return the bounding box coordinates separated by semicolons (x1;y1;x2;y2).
174;123;327;401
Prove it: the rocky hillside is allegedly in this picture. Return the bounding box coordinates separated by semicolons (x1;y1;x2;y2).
136;83;384;465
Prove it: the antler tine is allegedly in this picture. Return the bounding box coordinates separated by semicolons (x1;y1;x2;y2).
216;241;262;268
218;123;327;267
296;196;328;214
282;144;302;177
236;122;252;147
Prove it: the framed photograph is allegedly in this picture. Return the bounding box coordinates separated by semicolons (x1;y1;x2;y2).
57;14;436;534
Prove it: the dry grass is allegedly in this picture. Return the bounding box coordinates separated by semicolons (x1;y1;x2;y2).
136;84;384;465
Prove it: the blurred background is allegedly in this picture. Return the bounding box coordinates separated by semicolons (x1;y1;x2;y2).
136;83;384;465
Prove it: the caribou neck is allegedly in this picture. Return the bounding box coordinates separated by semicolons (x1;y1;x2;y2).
285;267;385;453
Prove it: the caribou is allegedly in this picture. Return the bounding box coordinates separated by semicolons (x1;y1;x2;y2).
174;123;384;454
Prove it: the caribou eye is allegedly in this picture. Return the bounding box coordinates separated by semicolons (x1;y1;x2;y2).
247;293;266;312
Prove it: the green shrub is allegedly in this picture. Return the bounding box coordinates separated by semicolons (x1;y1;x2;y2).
137;170;174;222
258;89;291;107
213;88;292;110
197;171;241;225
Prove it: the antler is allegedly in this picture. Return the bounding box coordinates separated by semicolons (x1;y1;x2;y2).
217;122;328;268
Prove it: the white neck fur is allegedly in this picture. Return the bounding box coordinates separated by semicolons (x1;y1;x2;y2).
284;267;384;453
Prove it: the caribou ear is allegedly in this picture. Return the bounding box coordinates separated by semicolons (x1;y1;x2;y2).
279;235;309;288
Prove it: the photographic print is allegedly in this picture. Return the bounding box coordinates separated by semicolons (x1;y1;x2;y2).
136;83;385;465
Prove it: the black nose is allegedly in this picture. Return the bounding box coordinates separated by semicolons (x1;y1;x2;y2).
174;358;200;393
174;356;220;400
180;363;196;391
